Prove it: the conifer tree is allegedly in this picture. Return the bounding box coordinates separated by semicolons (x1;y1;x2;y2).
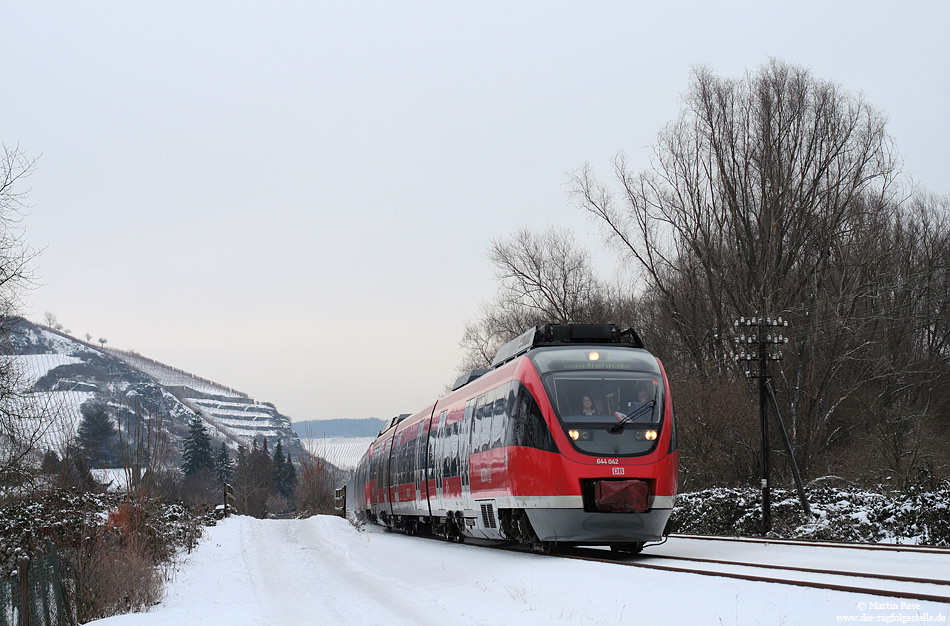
181;414;214;478
285;454;298;495
272;441;297;500
230;438;276;517
251;438;275;493
232;445;251;512
76;403;118;467
214;441;233;484
272;440;286;481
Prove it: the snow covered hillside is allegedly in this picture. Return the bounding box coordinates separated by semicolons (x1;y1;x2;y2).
108;348;301;455
88;515;949;626
302;437;373;470
4;318;303;463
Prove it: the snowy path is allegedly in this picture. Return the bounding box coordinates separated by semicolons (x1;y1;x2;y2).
89;516;949;625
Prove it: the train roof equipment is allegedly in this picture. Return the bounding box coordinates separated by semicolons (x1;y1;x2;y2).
451;368;491;392
377;413;411;437
490;323;644;368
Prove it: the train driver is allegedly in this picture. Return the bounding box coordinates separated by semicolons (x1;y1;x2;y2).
581;394;597;415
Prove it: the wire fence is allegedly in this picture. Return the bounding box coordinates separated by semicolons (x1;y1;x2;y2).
0;542;67;626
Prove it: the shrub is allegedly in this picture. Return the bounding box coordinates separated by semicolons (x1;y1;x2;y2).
669;477;950;546
0;489;207;622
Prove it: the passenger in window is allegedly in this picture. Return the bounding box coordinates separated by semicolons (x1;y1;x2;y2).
637;386;651;404
581;395;596;416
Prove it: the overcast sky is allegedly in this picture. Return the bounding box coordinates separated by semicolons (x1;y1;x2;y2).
4;2;948;422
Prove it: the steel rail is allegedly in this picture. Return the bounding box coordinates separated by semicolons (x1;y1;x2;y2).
669;533;949;555
384;526;949;603
552;547;950;605
641;552;944;586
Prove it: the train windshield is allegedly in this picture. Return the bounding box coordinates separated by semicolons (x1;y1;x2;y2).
530;347;664;457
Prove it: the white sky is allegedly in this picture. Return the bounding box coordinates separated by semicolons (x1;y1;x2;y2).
4;2;948;422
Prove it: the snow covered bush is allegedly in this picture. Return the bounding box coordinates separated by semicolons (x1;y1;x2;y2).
0;489;209;621
669;475;950;545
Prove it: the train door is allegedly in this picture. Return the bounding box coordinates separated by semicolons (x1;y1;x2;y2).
383;436;395;518
443;410;462;509
460;398;475;509
430;410;447;514
489;382;513;491
424;412;437;513
470;389;497;497
372;434;395;523
414;420;427;507
426;415;440;515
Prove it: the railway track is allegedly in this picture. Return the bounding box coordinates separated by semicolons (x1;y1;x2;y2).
465;535;949;604
562;548;949;604
669;532;950;555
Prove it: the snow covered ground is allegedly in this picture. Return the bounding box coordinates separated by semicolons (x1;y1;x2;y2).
88;515;948;626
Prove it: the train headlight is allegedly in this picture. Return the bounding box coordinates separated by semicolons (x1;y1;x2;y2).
645;430;658;441
588;351;600;361
569;429;580;441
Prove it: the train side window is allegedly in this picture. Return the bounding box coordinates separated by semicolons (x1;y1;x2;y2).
472;394;488;454
481;390;498;452
503;383;518;447
462;399;475;487
511;383;558;453
435;411;447;485
467;396;479;452
490;383;509;449
449;417;460;476
398;435;406;489
416;421;426;489
410;435;416;480
426;415;438;478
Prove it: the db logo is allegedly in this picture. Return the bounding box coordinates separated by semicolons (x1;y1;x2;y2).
612;467;625;476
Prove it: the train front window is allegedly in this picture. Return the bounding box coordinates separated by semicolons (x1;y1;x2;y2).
530;347;664;456
544;372;663;456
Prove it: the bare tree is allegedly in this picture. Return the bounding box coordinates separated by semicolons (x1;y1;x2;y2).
458;226;635;371
572;59;949;480
0;145;39;323
115;400;173;501
295;431;346;516
0;146;47;491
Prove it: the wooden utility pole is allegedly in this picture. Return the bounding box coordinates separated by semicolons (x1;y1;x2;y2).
735;316;790;535
757;318;771;533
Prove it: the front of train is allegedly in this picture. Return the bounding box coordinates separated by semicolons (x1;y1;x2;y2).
503;324;678;552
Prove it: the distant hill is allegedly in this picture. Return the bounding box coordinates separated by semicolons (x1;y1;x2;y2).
5;318;304;464
292;418;385;438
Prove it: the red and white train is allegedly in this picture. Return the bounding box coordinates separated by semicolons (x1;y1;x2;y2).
346;324;678;553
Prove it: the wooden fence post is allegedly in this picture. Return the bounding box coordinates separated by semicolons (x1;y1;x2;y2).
223;482;234;518
334;486;346;518
17;554;29;626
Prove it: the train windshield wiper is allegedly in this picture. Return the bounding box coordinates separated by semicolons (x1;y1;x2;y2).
609;389;658;434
